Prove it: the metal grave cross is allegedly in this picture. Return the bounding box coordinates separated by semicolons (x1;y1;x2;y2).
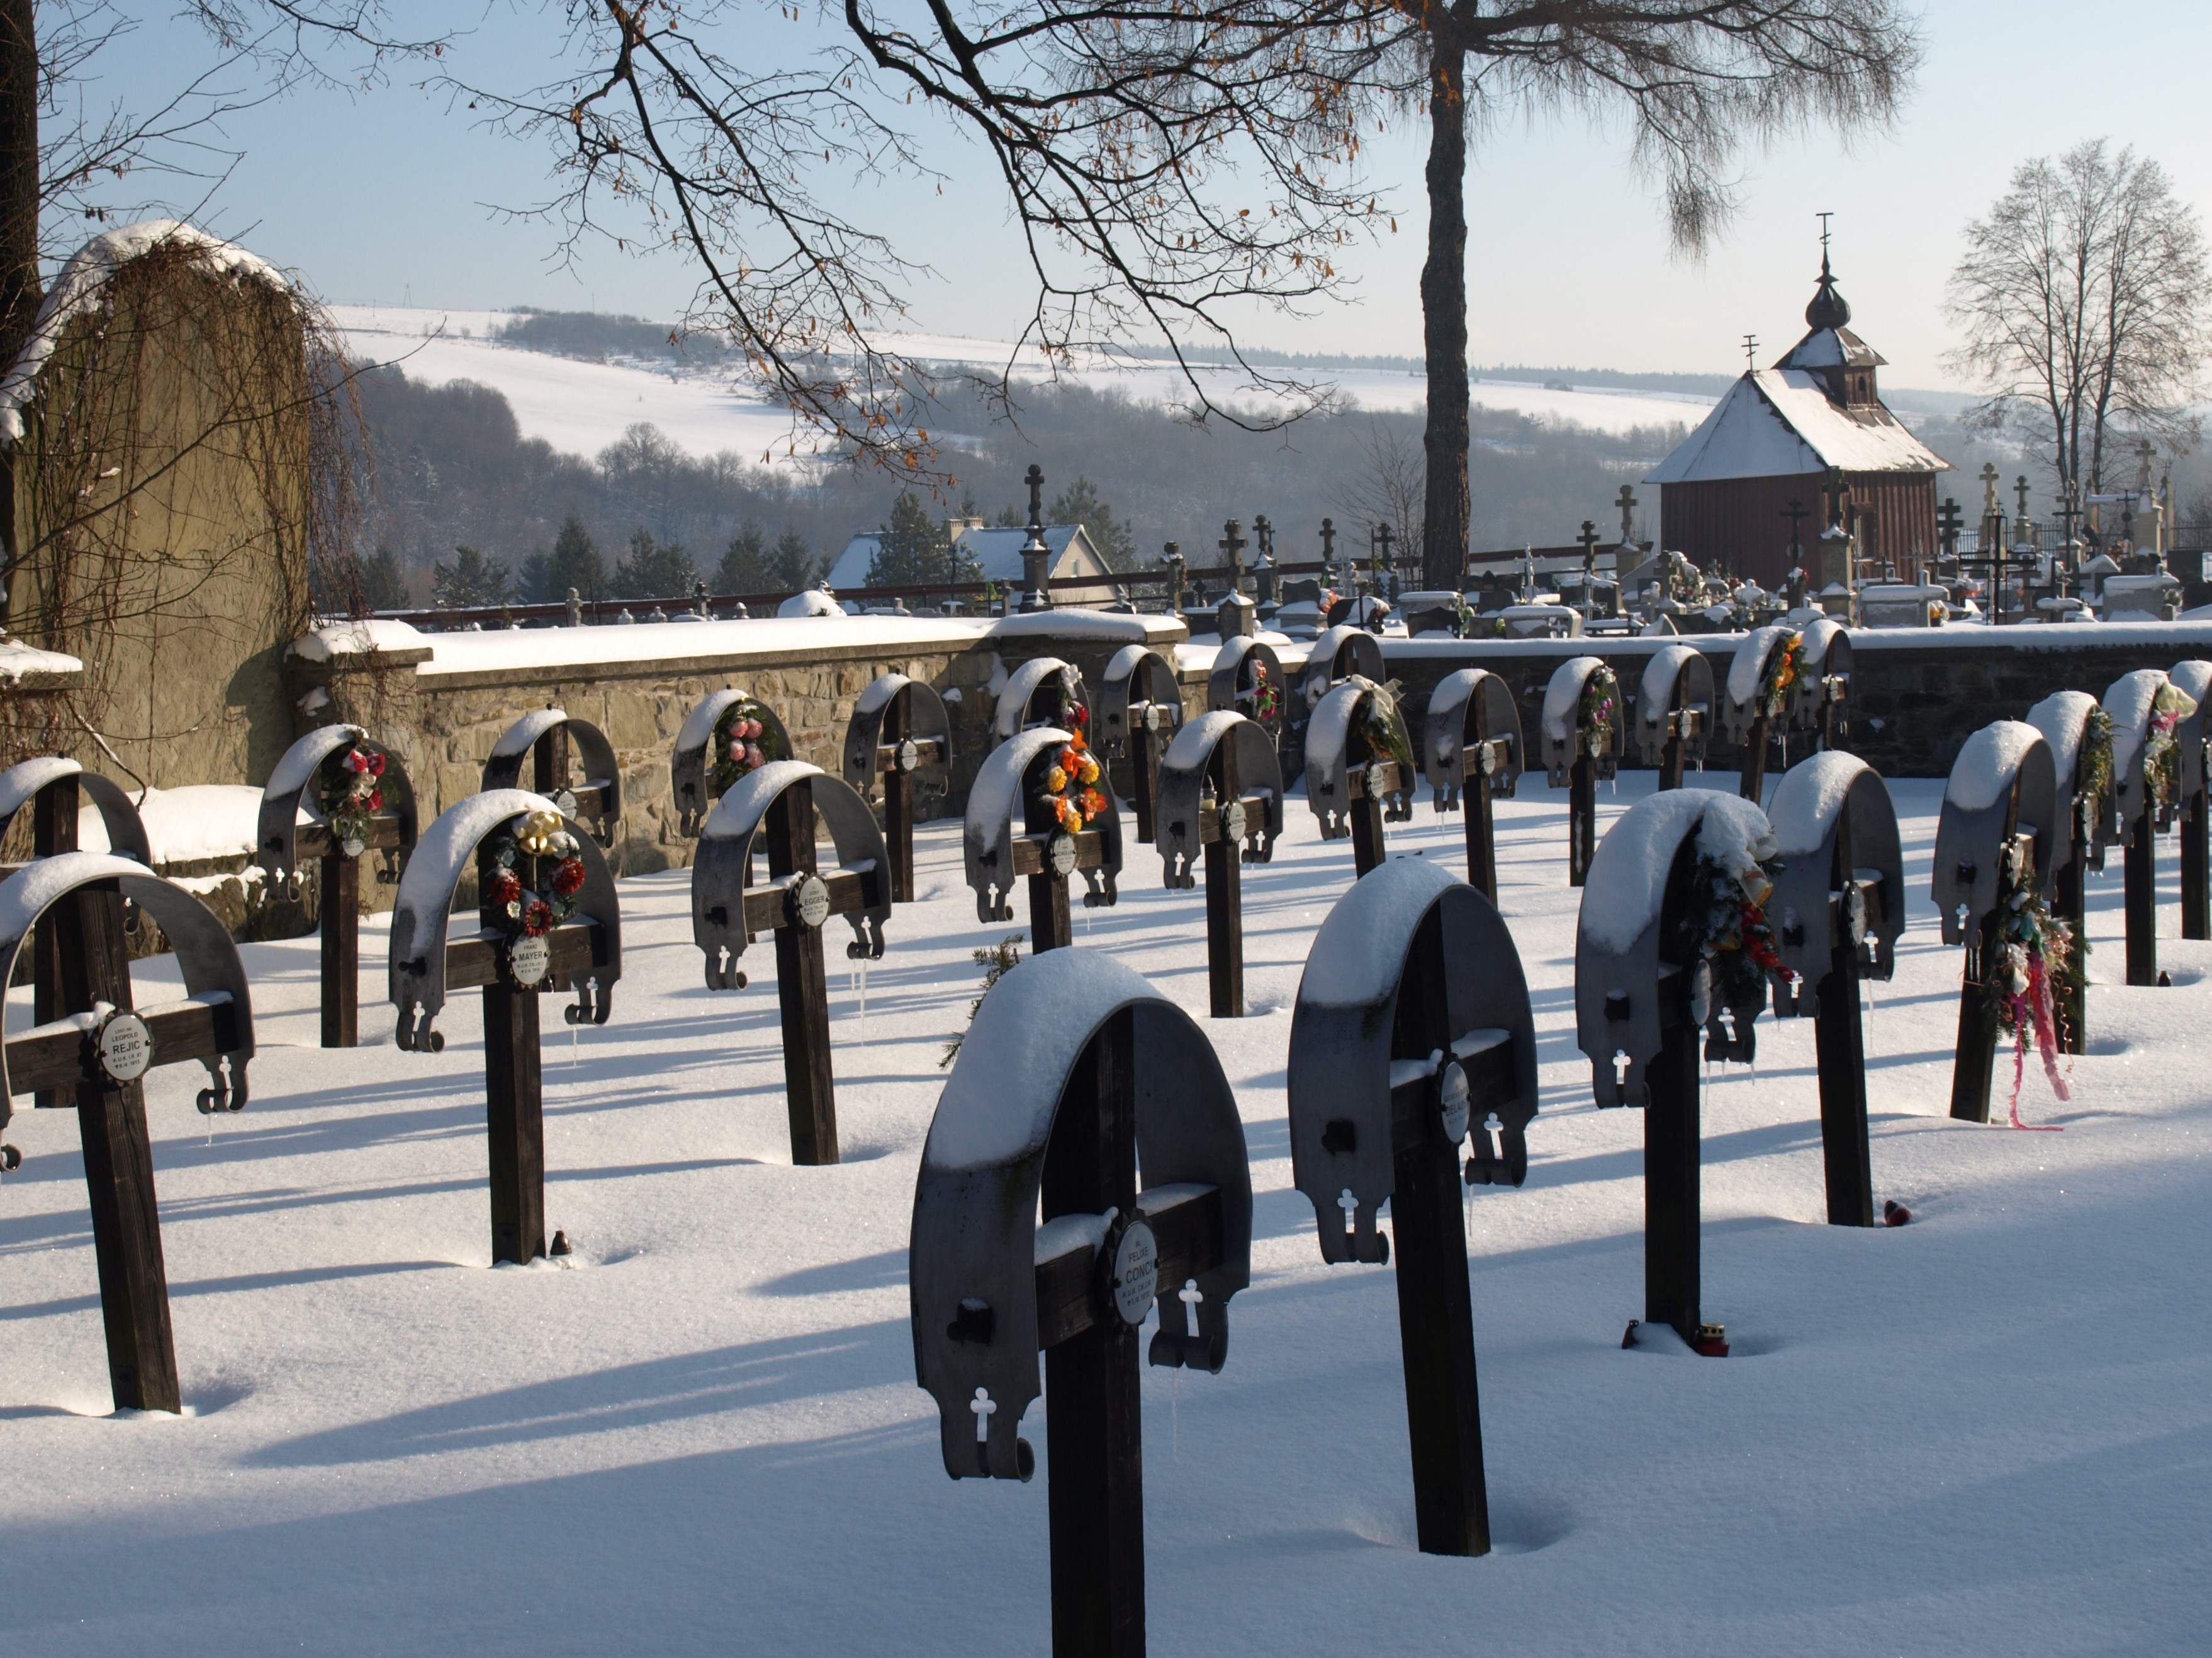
1156;713;1284;1017
843;673;953;903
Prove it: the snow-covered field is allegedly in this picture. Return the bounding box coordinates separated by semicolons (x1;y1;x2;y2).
330;304;1711;463
3;769;2208;1655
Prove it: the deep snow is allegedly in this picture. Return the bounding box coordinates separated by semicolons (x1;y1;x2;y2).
2;767;2208;1656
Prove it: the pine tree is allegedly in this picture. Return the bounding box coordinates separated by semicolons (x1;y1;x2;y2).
356;545;409;610
524;515;605;602
770;528;816;588
431;545;510;608
610;529;699;600
716;523;772;593
867;491;984;586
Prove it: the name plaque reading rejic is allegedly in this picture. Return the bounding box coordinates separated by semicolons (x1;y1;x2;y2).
94;1010;154;1084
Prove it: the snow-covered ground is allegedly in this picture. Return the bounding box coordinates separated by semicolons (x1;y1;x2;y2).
330;304;1712;464
3;769;2208;1655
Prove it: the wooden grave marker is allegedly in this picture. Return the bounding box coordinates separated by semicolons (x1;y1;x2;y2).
1537;656;1623;887
842;673;952;904
1721;624;1811;802
389;792;623;1264
2099;670;2198;988
1931;724;2057;1123
1768;754;1905;1225
1420;668;1524;902
1155;712;1284;1017
0;853;254;1411
483;707;625;848
965;727;1123;953
0;758;152;1111
1204;636;1287;754
693;762;890;1167
1097;647;1182;844
671;688;795;837
1792;619;1853;751
1576;792;1792;1355
257;725;418;1049
994;656;1087;752
2026;692;2116;1054
1306;676;1416;877
911;949;1252;1658
1288;860;1539;1555
1296;624;1386;719
1632;644;1713;792
2167;660;2212;941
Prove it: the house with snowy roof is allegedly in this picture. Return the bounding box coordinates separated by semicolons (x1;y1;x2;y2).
826;521;1122;605
1645;249;1949;588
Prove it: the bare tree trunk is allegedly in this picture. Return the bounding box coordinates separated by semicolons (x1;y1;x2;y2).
0;0;35;612
1418;19;1469;595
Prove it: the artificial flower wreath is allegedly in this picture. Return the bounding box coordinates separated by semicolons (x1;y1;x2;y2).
1036;725;1108;834
316;744;387;856
1685;824;1794;1026
710;699;785;797
2141;681;2198;817
1757;630;1806;719
1985;882;2076;1129
483;809;588;940
1578;664;1620;757
1238;657;1282;725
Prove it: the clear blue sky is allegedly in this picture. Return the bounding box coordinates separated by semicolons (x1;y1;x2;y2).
77;2;2212;391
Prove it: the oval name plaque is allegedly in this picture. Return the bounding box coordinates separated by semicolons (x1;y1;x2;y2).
1437;1060;1471;1145
508;933;552;988
793;873;832;929
896;737;921;773
1220;800;1249;845
553;788;579;817
96;1011;155;1084
1047;832;1078;879
1110;1220;1159;1326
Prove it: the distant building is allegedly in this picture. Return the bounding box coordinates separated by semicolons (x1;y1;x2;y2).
826;522;1122;605
1645;251;1949;587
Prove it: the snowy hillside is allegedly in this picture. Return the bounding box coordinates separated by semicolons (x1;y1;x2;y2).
332;304;1715;464
2;768;2206;1655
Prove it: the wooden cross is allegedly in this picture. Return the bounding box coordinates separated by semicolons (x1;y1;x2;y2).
1576;520;1601;575
1290;865;1538;1555
1979;462;2001;515
1102;653;1180;844
1157;715;1281;1018
913;969;1249;1658
0;849;255;1412
1218;519;1247;594
1782;498;1811;560
1822;468;1851;529
1319;516;1336;567
967;731;1122;955
845;676;951;903
1544;660;1619;886
1308;681;1413;877
1616;484;1638;544
1161;542;1184;615
1936;496;1964;564
1253;513;1272;561
259;728;415;1050
1372;521;1394;586
695;767;891;1167
390;797;620;1263
2015;473;2032;520
1422;671;1522;900
2174;667;2212;948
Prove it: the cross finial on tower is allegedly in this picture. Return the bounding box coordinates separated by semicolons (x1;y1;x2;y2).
1818;211;1833;257
1742;334;1759;371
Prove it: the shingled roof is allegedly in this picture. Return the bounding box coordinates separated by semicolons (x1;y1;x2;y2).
1644;368;1947;485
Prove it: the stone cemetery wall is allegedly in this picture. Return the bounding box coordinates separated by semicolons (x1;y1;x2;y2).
1380;620;2212;778
286;613;1199;895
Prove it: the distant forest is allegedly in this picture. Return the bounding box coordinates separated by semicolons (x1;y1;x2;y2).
349;313;2027;607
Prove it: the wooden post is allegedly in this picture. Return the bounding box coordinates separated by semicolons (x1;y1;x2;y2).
2181;783;2208;941
481;983;547;1265
1204;740;1244;1019
1389;910;1491;1557
1948;914;2001;1124
767;778;839;1165
882;690;916;904
1462;754;1498;903
2124;807;2159;987
532;719;571;801
66;877;182;1413
1040;1008;1143;1658
1811;823;1873;1226
1739;712;1770;803
1128;717;1162;846
1658;725;1687;792
319;851;359;1048
1349;763;1391;877
1644;972;1704;1342
1568;753;1595;887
